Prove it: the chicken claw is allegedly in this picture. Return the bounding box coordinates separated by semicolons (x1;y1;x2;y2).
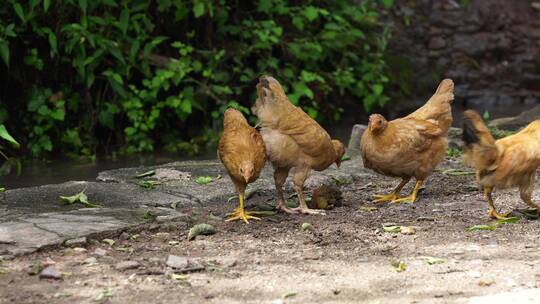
391;180;423;204
372;178;410;203
226;207;261;224
372;193;401;203
291;206;326;215
487;209;511;220
390;195;416;204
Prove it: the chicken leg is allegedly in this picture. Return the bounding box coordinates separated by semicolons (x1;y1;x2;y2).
227;184;260;223
391;179;423;204
274;166;297;214
226;192;261;223
484;187;511;220
520;183;540;210
373;178;410;203
291;166;325;215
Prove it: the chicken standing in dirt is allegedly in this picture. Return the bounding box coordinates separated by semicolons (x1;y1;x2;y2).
218;108;266;223
462;110;540;219
251;76;345;215
360;79;454;203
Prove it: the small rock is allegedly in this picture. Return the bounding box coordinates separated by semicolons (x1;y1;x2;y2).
93;248;107;257
73;247;87;254
468;271;481;278
155;232;170;239
166;255;189;269
428;36;446;49
148;257;164;264
43;257;56;267
39;266;63;280
83;257;97;265
119;232;130;241
400;226;416;235
65;237;87;247
223;258;237;268
115;260;141;271
166;255;204;272
478;279;495;287
0;255;14;261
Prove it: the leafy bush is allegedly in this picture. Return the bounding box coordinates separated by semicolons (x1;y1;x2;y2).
0;124;20;176
0;0;392;157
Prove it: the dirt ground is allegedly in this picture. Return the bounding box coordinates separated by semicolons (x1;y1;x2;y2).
1;158;540;304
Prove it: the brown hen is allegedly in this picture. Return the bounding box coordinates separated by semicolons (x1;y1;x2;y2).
462;110;540;219
360;79;454;203
218;108;266;223
252;76;345;215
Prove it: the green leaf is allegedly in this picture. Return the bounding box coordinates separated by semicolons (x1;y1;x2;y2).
303;6;319;21
44;0;51;12
135;170;155;178
496;216;519;224
383;225;401;233
466;224;497;231
195;176;213;185
0;41;9;67
425;256;445;265
0;125;19;147
390;260;407;272
373;84;384;95
102;238;115;246
48;32;58;56
382;0;394;9
143;210;157;221
193;2;205;17
13;3;25;22
78;0;87;14
59;190;101;208
188;223;216;240
108;44;125;64
119;8;130;35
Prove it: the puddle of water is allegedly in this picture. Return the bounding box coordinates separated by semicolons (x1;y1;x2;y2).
0;152;215;189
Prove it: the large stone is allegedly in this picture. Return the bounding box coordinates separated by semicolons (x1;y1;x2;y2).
2;159;361;257
346;124;367;159
489;105;540;130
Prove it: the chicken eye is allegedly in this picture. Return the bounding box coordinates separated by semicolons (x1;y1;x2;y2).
240;168;244;174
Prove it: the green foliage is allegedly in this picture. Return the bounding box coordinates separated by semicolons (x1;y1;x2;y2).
445;147;463;158
0;124;21;177
0;0;392;158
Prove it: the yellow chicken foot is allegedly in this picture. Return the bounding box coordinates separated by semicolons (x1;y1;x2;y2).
487;209;511;220
483;187;510;220
372;178;410;203
391;180;423;204
373;193;400;203
226;193;260;223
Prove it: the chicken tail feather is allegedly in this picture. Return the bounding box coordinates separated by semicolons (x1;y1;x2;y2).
462;110;498;172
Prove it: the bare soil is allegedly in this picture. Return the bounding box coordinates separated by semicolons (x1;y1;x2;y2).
1;158;540;304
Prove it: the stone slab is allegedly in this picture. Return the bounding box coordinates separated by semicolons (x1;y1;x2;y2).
1;159;365;257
